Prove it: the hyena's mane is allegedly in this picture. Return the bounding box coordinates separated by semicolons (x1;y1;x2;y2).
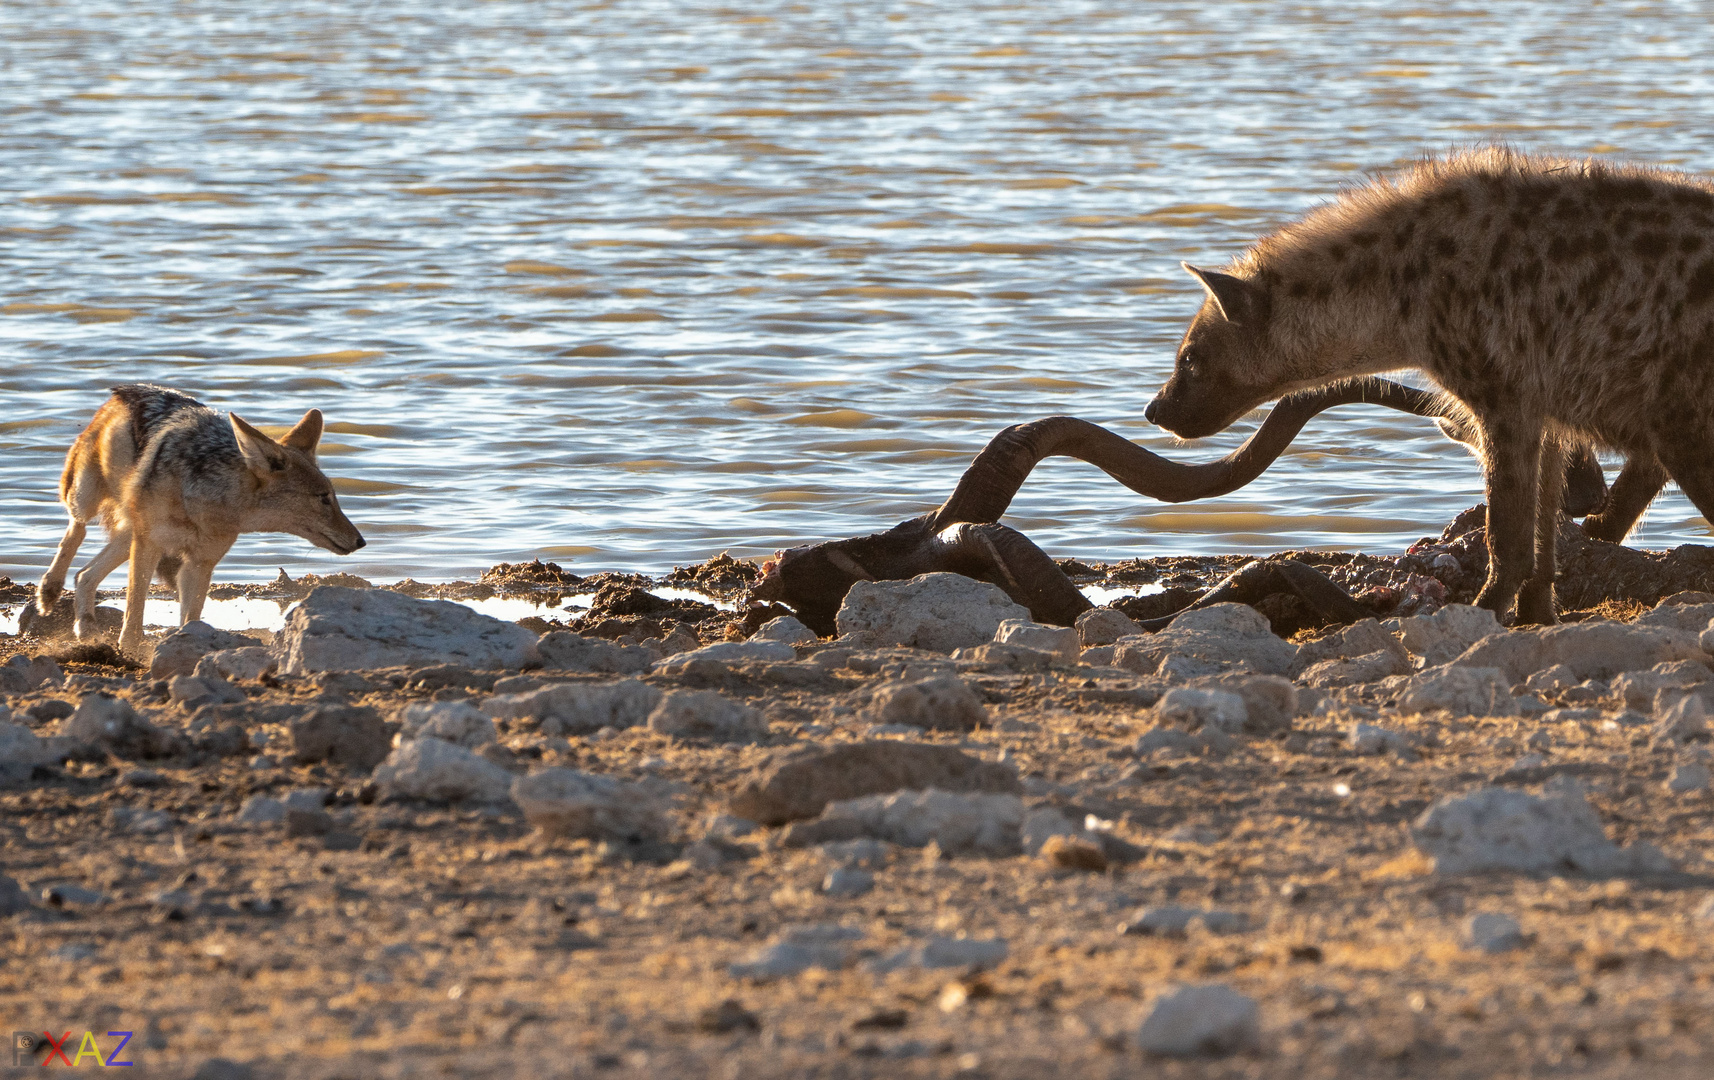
1226;146;1714;290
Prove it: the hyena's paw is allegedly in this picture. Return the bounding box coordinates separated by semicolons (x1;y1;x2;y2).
1513;575;1558;626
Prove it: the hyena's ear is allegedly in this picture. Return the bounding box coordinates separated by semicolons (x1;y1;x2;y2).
281;409;324;456
1182;262;1270;326
229;413;285;478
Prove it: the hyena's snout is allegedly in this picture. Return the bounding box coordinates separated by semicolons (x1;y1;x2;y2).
1145;380;1215;438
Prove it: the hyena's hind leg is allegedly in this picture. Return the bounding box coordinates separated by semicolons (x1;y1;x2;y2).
1472;414;1547;621
1515;437;1566;626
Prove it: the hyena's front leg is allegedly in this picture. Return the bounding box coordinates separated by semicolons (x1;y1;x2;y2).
1473;417;1544;621
1655;442;1714;558
73;529;131;639
1515;438;1565;626
119;534;163;656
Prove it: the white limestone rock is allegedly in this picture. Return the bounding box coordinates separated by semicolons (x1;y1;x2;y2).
482;679;662;736
536;631;654;674
395;700;498;748
1135;984;1261;1057
235;795;286;826
1612;662;1710;709
168;673;244;710
1652;694;1710;746
62;694;176;759
1453;622;1704;684
0;654;62;694
1298;650;1413;689
1076;607;1144;647
149;621;261;680
1349;721;1413;757
1636;601;1714;634
1194;673;1299;733
835;573;1031;653
511;767;667;841
194;647;278;683
866;673;987;732
865;935;1010;975
652;639;796;675
792;788;1025;856
994;619;1079;663
1523;664;1579;694
0;721;60;777
372;738;515;803
275;586;541;674
646;689;767;742
750;615;817;645
1410;786;1673;877
1153;687;1249;735
1113;604;1295;678
1466;912;1527;954
1668;762;1711;794
1290;619;1409;677
1395;604;1502;667
1019;807;1082;855
730;924;866;981
1399;666;1517;717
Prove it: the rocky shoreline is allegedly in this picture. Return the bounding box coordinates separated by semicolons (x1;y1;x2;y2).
5;523;1714;1078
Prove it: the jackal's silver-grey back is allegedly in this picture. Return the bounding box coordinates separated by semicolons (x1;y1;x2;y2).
1145;147;1714;624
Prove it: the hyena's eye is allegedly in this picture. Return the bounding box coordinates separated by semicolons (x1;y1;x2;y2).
320;493;333;506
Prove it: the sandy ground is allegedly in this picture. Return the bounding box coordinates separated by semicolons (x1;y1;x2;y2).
3;554;1714;1080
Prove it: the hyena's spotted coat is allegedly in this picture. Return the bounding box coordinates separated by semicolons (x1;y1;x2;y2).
1145;147;1714;624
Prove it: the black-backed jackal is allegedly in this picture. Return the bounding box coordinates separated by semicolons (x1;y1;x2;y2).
38;384;365;655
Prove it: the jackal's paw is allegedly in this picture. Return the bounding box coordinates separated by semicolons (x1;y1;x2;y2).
36;582;64;614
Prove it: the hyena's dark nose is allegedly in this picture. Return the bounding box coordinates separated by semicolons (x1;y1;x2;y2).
353;536;367;551
1144;399;1160;424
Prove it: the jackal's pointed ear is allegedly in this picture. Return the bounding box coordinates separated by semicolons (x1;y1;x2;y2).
282;409;324;456
229;413;284;479
1182;262;1269;326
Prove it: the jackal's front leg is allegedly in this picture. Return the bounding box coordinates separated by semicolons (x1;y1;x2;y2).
39;519;87;614
119;535;163;656
175;554;223;626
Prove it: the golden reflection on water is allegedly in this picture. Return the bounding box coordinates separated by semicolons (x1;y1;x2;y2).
3;1;1713;582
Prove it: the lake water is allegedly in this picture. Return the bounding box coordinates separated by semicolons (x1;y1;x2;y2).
6;0;1714;588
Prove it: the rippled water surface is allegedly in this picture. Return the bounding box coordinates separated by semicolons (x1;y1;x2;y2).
6;1;1714;585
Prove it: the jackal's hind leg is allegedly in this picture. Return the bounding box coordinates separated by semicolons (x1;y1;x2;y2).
39;518;87;614
72;530;131;639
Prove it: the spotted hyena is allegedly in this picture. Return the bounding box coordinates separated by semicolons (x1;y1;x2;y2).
1144;147;1714;625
